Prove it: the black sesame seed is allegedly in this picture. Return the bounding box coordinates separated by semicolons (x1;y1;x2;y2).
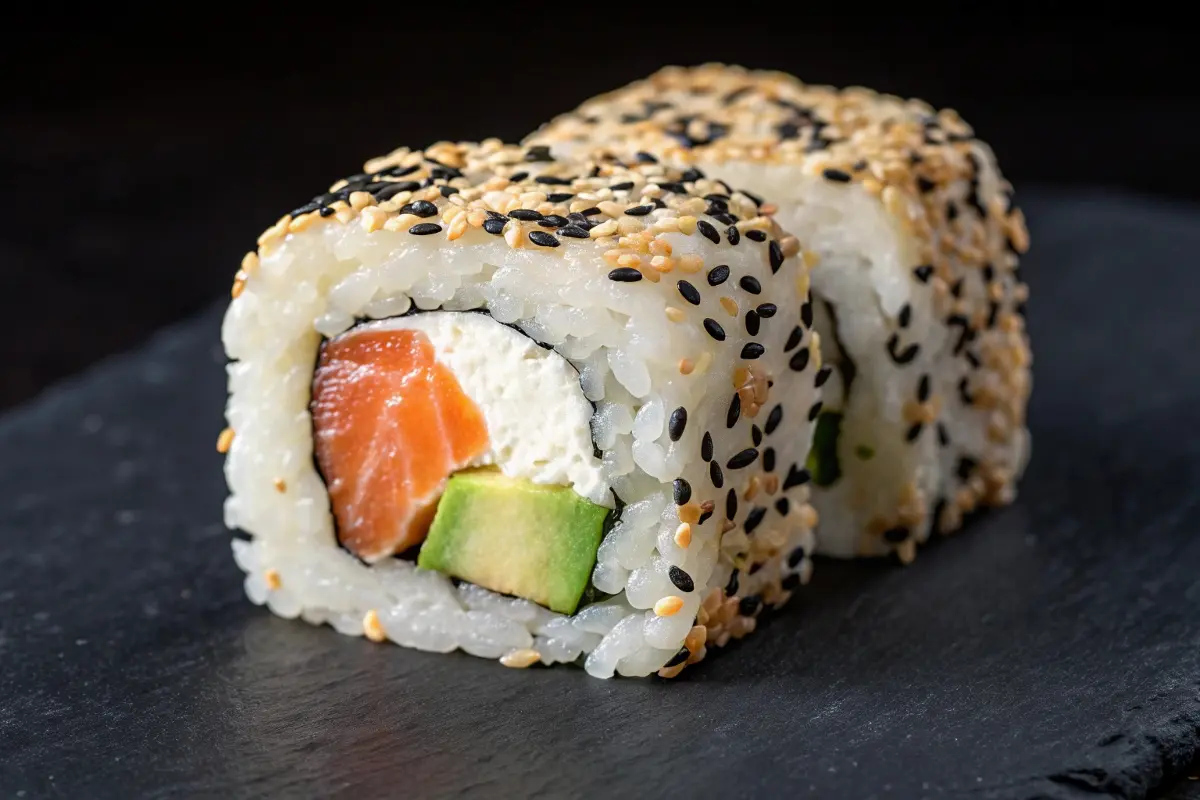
751;425;763;446
556;224;590;239
696;220;720;244
906;422;924;442
677;280;701;306
578;206;601;217
947;201;960;221
956;456;977;481
814;366;832;387
408;222;441;235
635;151;658;164
801;300;814;328
673;478;692;505
439;185;460;197
884;526;911;543
524;145;553;162
727;393;741;428
540;214;569;228
917;176;937;193
727;448;758;470
741;342;766;360
710;460;724;488
508;171;529;182
765;404;784;435
377;164;419;178
886;334;920;365
725;570;740;595
609;181;635;191
898;303;912;328
937;423;950;446
787;546;806;568
625;204;654;216
608;267;643;282
711;212;739;226
547;192;574;203
535;175;573;186
698;506;714;526
739;595;762;616
755;303;777;318
681;168;705;183
808;402;823;421
918;374;931;402
950;279;964;298
726;226;740;245
744;507;767;534
726;489;738;520
775;497;790;517
668;407;687;441
701;431;714;462
763;447;776;472
745;310;760;336
528;230;560;248
409;200;439;218
913;265;934;283
371;181;422;201
669;566;694;593
289;201;321;217
983;263;996;282
664;646;690;668
784;326;804;352
789;348;810;372
703;318;726;341
822;168;852;183
707;265;730;286
738;276;762;295
783;464;811;490
318;206;336;217
483;217;507;235
768;241;784;273
509;209;543;221
782;573;801;590
746;229;767;242
959;377;974;405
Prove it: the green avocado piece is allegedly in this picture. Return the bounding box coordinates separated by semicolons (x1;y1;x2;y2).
807;411;844;487
417;470;610;615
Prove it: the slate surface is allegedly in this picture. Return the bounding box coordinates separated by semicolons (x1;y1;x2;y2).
2;190;1199;799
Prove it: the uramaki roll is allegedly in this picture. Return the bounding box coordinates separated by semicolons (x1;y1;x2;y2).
527;64;1032;562
220;140;823;678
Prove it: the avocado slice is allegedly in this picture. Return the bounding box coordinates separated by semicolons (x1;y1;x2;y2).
417;470;610;615
807;411;844;487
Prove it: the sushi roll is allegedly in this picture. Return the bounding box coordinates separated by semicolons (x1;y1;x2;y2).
219;139;823;678
526;64;1032;563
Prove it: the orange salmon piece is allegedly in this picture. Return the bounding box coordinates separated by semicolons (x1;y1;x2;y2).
311;328;489;561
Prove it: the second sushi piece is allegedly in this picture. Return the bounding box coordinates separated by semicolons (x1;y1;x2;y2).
527;64;1032;562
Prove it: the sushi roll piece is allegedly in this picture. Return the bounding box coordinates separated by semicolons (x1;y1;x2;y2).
526;64;1032;563
219;139;823;678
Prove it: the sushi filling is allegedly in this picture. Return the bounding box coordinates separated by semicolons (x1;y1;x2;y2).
311;311;611;613
805;299;860;487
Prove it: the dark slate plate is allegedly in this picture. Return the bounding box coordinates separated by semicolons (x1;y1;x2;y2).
2;189;1199;800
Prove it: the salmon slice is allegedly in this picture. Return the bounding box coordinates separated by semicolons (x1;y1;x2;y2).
311;327;490;562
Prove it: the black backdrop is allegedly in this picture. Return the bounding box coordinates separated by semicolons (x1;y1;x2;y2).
1;14;1195;408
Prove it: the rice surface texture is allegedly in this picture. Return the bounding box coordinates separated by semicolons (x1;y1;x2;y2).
220;140;823;678
526;64;1032;563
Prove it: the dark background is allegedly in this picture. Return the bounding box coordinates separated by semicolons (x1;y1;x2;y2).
1;14;1195;409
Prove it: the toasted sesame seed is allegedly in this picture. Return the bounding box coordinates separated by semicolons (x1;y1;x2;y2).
273;478;287;493
409;222;442;235
674;478;692;505
703;318;726;341
677;254;704;273
664;305;685;323
678;503;702;525
679;358;696;375
727;448;758;469
719;296;739;317
608;267;643;282
741;342;765;360
707;264;730;286
677;280;701;305
674;523;693;548
677;215;698;235
710;460;724;488
669;565;695;593
265;568;282;590
363;610;386;642
501;649;542;668
655;596;685;616
216;427;235;454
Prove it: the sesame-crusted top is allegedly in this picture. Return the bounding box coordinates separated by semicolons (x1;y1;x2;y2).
237;138;801;296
